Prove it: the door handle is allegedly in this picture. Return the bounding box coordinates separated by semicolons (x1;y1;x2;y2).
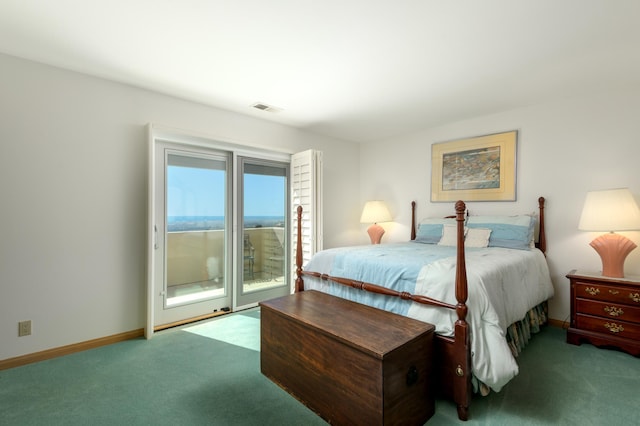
154;225;159;249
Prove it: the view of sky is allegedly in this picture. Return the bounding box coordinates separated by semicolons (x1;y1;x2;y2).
167;166;285;217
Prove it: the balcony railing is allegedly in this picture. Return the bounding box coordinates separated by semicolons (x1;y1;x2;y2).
166;227;285;287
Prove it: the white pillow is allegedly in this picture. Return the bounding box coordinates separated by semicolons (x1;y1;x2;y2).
465;227;492;248
438;224;464;246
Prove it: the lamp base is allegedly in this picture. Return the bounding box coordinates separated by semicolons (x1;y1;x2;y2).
590;233;637;278
367;223;385;244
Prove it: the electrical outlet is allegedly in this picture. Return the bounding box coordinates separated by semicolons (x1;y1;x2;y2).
18;320;31;337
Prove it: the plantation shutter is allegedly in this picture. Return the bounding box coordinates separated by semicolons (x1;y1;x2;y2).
291;149;323;279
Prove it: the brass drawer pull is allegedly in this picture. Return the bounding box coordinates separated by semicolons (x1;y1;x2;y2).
584;287;600;296
604;322;624;333
630;293;640;303
604;306;624;317
608;289;620;295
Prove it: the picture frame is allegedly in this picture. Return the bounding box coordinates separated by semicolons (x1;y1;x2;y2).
431;130;517;202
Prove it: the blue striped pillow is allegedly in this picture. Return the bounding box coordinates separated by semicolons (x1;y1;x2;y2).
414;218;456;244
466;215;535;250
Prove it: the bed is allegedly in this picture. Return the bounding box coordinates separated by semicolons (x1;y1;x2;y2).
293;197;554;421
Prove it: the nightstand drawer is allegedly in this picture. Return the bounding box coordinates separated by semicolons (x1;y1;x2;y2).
574;281;640;305
575;314;640;341
576;298;640;322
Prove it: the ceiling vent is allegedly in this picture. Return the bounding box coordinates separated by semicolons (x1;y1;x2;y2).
251;102;282;113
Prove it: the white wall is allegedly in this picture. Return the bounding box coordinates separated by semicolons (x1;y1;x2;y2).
0;53;360;361
360;90;640;323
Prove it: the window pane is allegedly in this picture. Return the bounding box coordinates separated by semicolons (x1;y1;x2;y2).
166;153;227;306
241;161;287;296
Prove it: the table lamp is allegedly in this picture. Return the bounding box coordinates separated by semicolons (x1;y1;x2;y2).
578;188;640;278
360;201;392;244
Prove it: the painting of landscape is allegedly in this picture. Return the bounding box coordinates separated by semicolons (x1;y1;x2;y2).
431;130;516;202
441;146;501;190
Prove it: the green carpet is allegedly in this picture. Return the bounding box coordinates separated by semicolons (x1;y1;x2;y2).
183;312;260;352
1;309;638;425
0;309;324;426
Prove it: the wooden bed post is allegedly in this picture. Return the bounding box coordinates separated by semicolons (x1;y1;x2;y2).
454;200;468;304
453;200;471;421
410;201;417;241
295;205;304;293
538;197;546;255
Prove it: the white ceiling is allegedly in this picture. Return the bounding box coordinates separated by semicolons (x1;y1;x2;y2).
1;0;639;143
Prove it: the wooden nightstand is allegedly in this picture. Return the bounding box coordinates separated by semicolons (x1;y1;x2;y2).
567;270;640;356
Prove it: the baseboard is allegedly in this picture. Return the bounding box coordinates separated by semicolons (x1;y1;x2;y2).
0;328;144;371
548;318;568;329
0;316;568;371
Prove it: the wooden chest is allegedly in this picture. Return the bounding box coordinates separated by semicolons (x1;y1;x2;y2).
260;290;435;426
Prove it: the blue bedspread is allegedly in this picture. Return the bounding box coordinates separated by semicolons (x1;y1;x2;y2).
302;241;555;392
319;243;456;315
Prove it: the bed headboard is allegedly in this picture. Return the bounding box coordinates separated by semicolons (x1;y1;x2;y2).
410;197;547;255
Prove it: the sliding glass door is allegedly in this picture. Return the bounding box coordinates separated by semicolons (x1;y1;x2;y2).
152;143;233;328
235;157;290;308
165;152;230;307
149;130;294;333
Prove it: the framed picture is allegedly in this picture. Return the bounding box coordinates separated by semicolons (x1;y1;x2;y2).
431;130;517;202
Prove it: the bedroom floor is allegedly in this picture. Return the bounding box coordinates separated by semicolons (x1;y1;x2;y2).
1;310;637;425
